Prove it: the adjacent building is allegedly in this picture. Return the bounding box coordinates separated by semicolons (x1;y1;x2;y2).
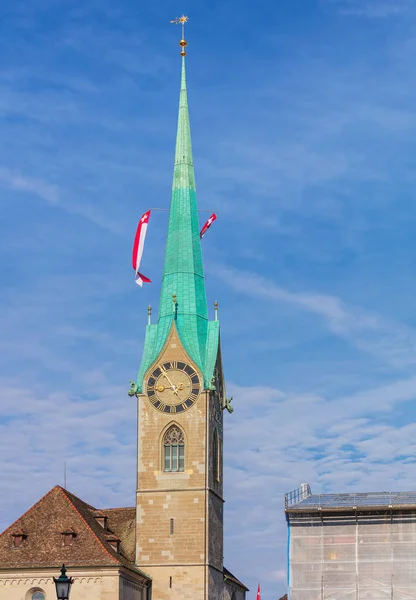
0;24;248;600
0;486;150;599
286;483;416;600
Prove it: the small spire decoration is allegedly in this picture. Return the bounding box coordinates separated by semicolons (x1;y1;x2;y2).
172;293;178;320
214;300;218;321
148;305;152;325
170;15;189;56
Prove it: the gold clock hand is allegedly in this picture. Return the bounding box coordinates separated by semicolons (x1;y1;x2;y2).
162;371;175;388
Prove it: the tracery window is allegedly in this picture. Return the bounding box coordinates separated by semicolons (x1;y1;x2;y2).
163;425;185;472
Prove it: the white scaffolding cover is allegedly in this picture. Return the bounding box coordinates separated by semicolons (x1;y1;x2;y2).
289;511;416;600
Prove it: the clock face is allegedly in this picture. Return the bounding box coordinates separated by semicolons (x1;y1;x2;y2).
147;361;201;414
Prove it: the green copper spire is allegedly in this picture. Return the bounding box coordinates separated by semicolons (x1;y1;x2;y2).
159;56;206;320
135;51;219;392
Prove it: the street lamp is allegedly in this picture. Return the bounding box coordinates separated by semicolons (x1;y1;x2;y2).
54;564;73;599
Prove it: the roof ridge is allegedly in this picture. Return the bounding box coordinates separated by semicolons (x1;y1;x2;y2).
99;507;135;512
60;487;97;511
58;487;119;565
0;485;59;537
223;566;249;591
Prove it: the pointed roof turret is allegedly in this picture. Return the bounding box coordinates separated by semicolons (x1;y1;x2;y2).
135;24;219;392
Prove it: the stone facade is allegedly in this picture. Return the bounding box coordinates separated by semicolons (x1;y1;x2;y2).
224;577;247;600
136;324;227;599
0;567;147;600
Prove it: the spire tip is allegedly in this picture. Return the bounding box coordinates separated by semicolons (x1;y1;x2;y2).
171;15;189;56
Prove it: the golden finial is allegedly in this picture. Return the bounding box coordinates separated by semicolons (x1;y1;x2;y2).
214;300;218;321
170;15;189;56
148;305;152;325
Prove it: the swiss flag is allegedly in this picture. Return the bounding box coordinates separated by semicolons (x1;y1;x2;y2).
200;212;217;239
132;210;151;286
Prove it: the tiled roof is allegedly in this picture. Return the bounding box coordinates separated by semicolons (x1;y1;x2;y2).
0;486;148;580
223;566;249;591
100;507;136;562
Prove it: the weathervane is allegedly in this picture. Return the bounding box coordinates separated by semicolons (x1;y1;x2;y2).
170;15;189;56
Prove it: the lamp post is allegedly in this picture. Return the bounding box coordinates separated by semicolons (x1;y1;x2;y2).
54;564;73;599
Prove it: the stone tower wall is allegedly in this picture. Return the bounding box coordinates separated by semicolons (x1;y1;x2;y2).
136;325;225;599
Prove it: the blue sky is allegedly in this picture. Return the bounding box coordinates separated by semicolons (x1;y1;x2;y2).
1;0;416;597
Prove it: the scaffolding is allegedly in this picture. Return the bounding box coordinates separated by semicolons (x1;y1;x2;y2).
285;485;416;600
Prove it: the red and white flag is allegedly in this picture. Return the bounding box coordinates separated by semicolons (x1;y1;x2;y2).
200;212;217;239
132;210;151;287
256;583;261;600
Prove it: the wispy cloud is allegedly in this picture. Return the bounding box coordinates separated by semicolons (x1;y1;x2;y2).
1;1;416;598
0;166;59;203
214;265;416;369
0;375;136;532
224;374;416;585
326;0;416;17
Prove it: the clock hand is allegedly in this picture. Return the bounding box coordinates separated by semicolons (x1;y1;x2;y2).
162;371;175;388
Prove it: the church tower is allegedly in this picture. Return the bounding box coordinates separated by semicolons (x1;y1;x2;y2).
133;19;226;600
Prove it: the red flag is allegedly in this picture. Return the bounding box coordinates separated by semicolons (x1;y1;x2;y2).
200;212;217;239
132;210;151;287
256;583;261;600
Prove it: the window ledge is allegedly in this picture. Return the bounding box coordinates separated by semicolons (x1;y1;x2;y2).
156;472;190;483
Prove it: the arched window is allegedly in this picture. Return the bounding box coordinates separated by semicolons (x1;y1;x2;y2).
163;425;185;472
213;429;220;482
32;593;45;600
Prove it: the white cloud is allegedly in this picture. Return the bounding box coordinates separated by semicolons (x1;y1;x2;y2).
213;264;416;369
223;374;416;589
0;166;59;204
1;4;416;598
0;376;136;533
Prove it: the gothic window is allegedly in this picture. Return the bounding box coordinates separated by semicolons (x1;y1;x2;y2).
163;425;185;472
219;435;223;482
213;429;220;482
32;593;45;600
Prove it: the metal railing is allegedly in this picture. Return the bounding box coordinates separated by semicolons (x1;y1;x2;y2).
285;483;312;508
